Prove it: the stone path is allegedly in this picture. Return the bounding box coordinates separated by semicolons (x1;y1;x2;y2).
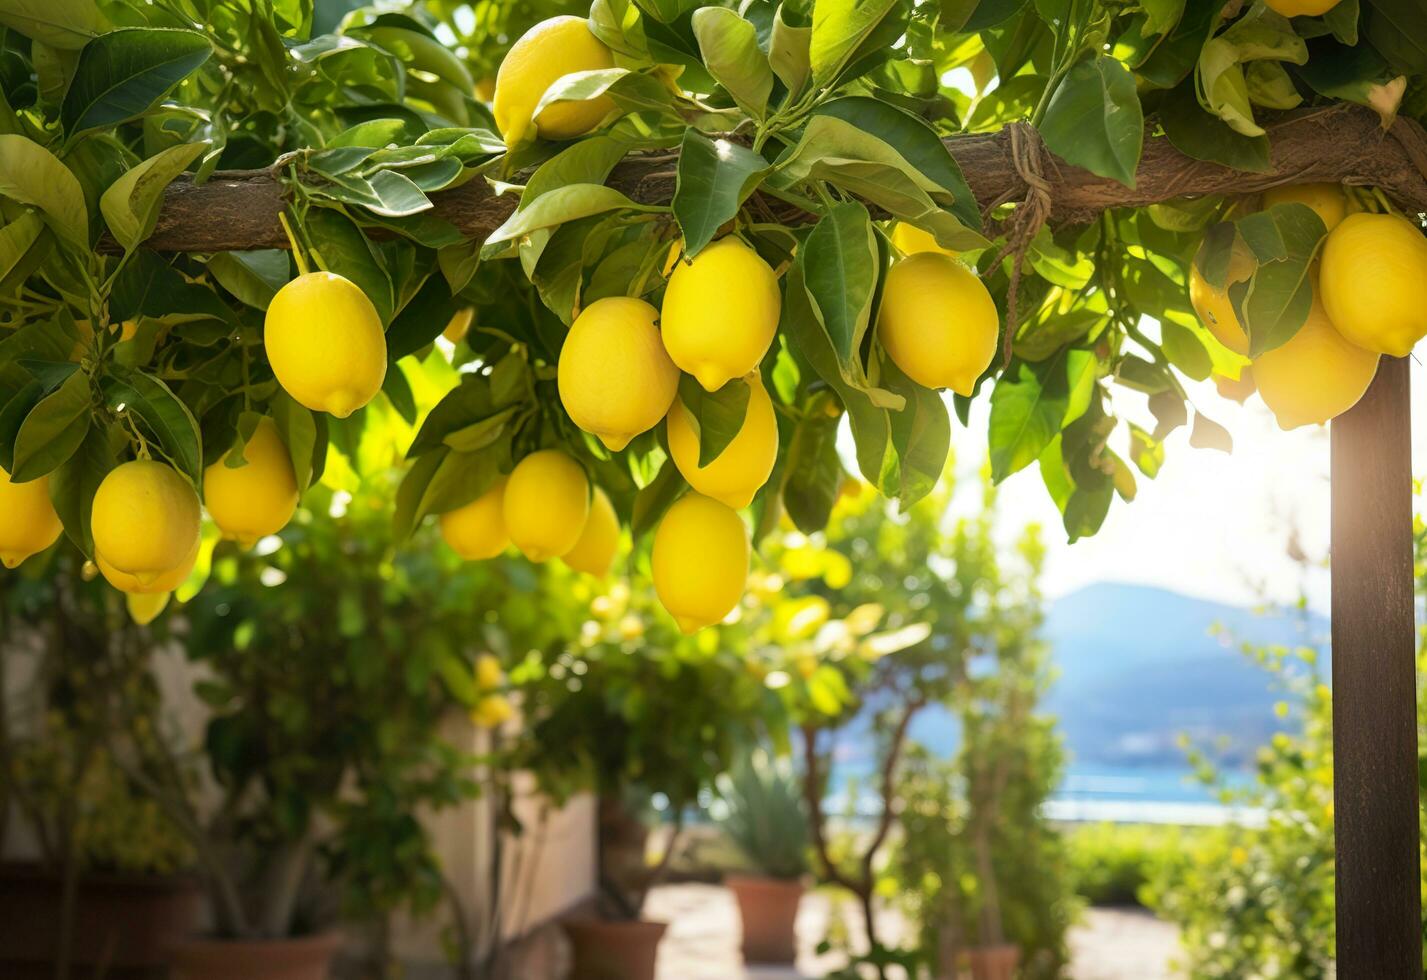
645;883;1180;979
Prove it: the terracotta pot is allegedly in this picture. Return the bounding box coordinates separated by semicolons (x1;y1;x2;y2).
167;932;342;980
0;862;201;979
562;918;667;980
967;943;1020;980
726;874;805;964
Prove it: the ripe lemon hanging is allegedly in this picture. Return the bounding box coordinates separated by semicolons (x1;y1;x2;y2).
1189;241;1256;355
1254;295;1379;430
440;477;509;560
666;374;778;509
1261;183;1348;232
475;653;504;691
877;252;998;395
0;467;62;568
126;591;170;625
1264;0;1340;15
661;237;781;392
204;417;299;549
96;535;199;595
890;222;957;258
91;460;201;586
563;485;619;576
264;271;387;418
558;297;679;451
492;15;616;146
1319;212;1427;357
503;450;590;562
652;492;749;634
471;693;515;729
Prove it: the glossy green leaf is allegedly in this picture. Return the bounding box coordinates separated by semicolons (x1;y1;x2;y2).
0;0;104;50
0;135;89;246
487;184;660;246
692;7;774;119
100;140;207;251
808;0;898;85
12;369;92;482
677;373;751;467
47;422;113;555
61;28;213;135
102;372;202;485
987;350;1096;483
1040;55;1144;188
672;129;770;257
801;202;879;377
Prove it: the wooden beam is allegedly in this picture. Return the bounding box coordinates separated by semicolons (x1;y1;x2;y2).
1330;355;1421;978
130;104;1427;253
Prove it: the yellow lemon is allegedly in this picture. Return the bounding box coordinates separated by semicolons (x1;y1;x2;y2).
666;373;778;509
471;694;515;729
492;16;616;146
126;591;170;625
1254;295;1379;430
1189;241;1256;355
475;653;504;691
661;237;781;392
1264;0;1340;15
1261;183;1348;232
96;535;199;595
651;492;749;634
558;297;679;451
264;271;387;418
1214;367;1256;404
563;485;619;576
91;460;201;586
877;252;998;394
890;222;956;258
503;450;589;562
0;468;62;568
443;307;474;344
1319;212;1427;357
204;417;299;549
440;478;509;560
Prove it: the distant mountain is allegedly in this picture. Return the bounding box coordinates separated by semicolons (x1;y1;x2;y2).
906;582;1329;770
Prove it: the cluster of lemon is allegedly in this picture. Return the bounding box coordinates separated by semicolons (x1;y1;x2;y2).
1190;184;1427;429
470;652;515;730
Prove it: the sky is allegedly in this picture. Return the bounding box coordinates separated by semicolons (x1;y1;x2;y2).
934;357;1427;615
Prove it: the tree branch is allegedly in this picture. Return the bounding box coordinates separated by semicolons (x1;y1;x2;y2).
124;105;1427;255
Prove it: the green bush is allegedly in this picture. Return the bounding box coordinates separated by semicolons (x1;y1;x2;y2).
714;750;810;880
1064;823;1196;907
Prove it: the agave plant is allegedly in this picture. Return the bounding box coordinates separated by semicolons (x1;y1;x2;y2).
716;751;810;881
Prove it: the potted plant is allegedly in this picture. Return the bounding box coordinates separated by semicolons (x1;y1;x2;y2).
0;556;201;980
715;750;810;965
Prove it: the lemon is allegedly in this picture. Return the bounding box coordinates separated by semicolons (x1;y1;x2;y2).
96;535;199;595
126;591;170;625
1264;0;1340;15
890;222;956;258
1319;212;1427;357
651;492;749;634
440;477;509;560
661;237;781;392
264;271;387;418
563;485;619;576
1254;295;1379;430
91;460;201;586
0;467;62;568
503;450;589;562
492;16;616;146
666;373;778;509
877;252;998;394
1261;183;1348;232
1189;241;1256;355
475;653;504;691
1214;367;1256;404
558;297;679;451
204;417;299;549
471;693;515;729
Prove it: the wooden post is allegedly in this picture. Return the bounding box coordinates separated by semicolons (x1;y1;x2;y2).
1330;355;1420;977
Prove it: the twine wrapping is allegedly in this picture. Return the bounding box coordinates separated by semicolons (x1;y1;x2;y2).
982;121;1057;367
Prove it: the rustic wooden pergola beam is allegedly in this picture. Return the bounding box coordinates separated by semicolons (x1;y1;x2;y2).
134;104;1427;253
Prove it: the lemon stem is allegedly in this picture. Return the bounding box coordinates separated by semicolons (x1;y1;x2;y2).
278;211;310;277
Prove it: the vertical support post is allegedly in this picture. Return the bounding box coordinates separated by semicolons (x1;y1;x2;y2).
1331;355;1420;977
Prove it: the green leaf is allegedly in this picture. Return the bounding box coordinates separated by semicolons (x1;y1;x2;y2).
100;141;207;251
61;28;213;135
12;369;92;482
677;373;751;467
672;129;770;257
1232;202;1326;356
882;357;950;508
987;350;1096;483
1040;55;1144;188
0;212;50;293
631;457;688;540
486;184;660;246
305;207;394;324
802;202;879;378
782;410;843;533
270;392;318;492
0;0;104;50
48;422;113;555
101;372;202;486
692;7;774;120
1158;82;1271;173
808;0;898;85
770;5;812;96
206;250;288;310
1363;0;1427;75
0;135;88;246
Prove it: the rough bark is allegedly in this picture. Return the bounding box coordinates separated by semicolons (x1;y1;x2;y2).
126;104;1427;255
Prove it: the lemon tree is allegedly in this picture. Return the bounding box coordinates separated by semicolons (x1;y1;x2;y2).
0;0;1425;632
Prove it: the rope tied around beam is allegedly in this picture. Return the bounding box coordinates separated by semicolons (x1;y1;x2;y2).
982;121;1058;366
